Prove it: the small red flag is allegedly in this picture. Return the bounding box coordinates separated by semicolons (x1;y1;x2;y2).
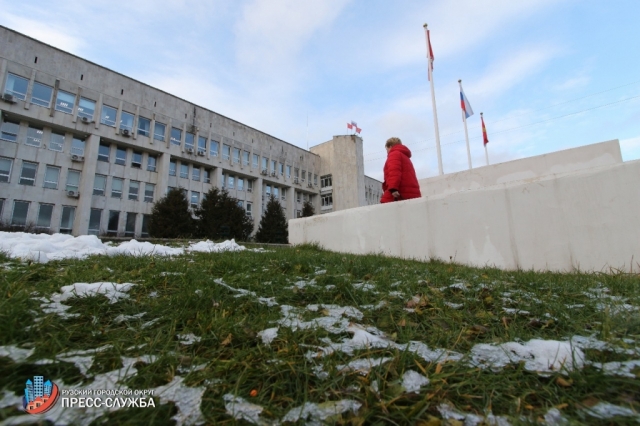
355;127;361;134
481;115;489;146
425;28;434;80
347;123;353;130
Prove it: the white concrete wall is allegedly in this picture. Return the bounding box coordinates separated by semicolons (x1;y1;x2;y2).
290;158;640;272
419;140;622;197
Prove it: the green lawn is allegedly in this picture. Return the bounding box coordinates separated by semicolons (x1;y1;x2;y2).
1;244;639;425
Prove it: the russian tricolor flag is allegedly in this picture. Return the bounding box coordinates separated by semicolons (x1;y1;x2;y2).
460;87;474;119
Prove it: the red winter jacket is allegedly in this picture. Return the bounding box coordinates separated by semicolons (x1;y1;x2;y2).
380;144;422;203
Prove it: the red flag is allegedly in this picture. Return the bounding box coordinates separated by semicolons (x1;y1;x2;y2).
425;28;434;80
355;127;361;134
481;115;489;146
347;123;353;130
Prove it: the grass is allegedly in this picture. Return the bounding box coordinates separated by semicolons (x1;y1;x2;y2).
0;243;639;425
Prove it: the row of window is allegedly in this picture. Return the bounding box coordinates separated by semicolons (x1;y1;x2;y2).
221;173;253;192
97;143;159;171
88;210;150;237
1;199;76;234
1;119;86;155
4;73;317;179
166;186;253;216
168;159;211;182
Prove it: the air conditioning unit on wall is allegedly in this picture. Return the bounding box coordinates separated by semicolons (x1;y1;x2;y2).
2;93;16;103
186;148;194;154
261;169;268;175
197;150;205;156
121;129;131;137
81;116;90;123
71;154;85;162
67;190;80;198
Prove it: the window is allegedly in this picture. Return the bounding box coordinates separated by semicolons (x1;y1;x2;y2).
26;126;43;147
128;181;139;201
237;178;244;191
273;187;279;198
222;144;231;161
1;120;19;142
170;127;182;146
198;136;207;153
98;144;110;162
93;174;106;196
247;179;253;192
144;183;155;203
131;151;142;168
138;116;151;137
107;211;120;236
301;170;306;182
111;177;123;198
77;98;95;120
321;194;333;208
120;111;134;131
37;204;54;230
262;157;268;170
5;74;28;100
246;202;252;216
296;191;301;202
192;167;200;181
43;166;60;189
59;206;76;234
0;157;13;182
210;140;219;157
154;121;166;141
55;90;75;114
221;173;225;188
296;210;302;218
233;148;240;164
169;160;177;176
147;155;157;172
71;137;85;156
66;170;80;192
49;132;64;152
88;209;102;235
294;168;299;179
237;200;244;208
281;188;287;201
19;162;37;186
125;213;137;237
243;151;250;166
141;215;150;238
228;176;234;189
303;193;308;201
115;147;127;165
0;199;3;218
279;163;284;176
314;174;318;186
185;132;195;150
190;192;199;209
180;163;188;179
321;175;332;188
101;105;117;127
11;201;29;226
266;184;271;196
286;165;291;179
204;169;210;183
31;82;54;107
252;154;259;168
271;160;276;173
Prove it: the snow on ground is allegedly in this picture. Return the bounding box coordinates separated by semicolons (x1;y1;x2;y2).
0;232;257;263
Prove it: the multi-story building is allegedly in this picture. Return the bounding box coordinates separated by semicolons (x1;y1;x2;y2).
0;26;381;237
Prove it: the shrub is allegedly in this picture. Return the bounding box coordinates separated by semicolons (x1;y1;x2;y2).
194;187;253;241
255;195;288;244
301;200;315;217
148;188;196;238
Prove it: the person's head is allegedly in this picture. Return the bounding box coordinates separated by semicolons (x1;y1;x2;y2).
385;137;402;153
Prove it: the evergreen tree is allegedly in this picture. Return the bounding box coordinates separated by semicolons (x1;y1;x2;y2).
255;195;288;243
148;187;195;238
195;187;253;241
301;200;315;217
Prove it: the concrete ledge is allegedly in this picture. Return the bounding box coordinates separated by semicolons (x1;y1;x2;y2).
419;139;623;197
290;157;640;272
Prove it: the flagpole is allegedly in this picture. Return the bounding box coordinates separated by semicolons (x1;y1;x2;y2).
424;23;443;175
459;79;472;170
481;112;489;166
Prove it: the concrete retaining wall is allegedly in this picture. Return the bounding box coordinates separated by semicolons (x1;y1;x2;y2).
289;158;640;272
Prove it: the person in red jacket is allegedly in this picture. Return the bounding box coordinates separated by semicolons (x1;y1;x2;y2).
380;137;422;203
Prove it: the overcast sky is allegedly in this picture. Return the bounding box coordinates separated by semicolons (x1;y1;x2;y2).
1;0;639;181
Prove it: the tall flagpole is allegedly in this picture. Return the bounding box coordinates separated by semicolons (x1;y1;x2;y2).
481;112;489;166
424;23;443;175
459;79;472;170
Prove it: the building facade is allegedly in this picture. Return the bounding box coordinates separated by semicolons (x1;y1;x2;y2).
0;26;381;238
